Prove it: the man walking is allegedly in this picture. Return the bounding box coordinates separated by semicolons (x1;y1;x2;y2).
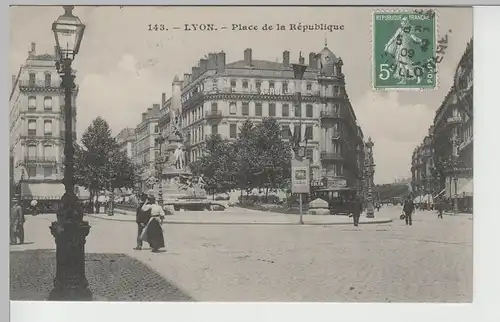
351;195;363;227
436;199;444;219
10;197;25;245
134;194;150;250
403;196;415;226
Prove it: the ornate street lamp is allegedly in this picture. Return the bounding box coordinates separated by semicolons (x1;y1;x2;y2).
48;6;91;301
290;53;309;225
291;52;308;160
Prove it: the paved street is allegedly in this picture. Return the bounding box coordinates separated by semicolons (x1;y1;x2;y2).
10;205;472;302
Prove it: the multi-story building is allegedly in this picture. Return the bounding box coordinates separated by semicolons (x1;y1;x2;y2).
135;105;161;191
411;126;435;200
158;44;365;192
411;39;473;212
9;42;78;205
116;127;136;161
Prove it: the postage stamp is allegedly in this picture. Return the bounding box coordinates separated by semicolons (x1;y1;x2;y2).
373;10;437;90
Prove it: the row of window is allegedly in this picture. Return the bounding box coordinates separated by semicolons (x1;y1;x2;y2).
221;102;316;118
228;79;313;92
27;119;54;136
28;72;52;87
26;144;55;158
28;96;53;111
24;166;55;178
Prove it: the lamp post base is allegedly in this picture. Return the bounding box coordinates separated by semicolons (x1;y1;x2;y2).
48;220;93;301
366;202;375;218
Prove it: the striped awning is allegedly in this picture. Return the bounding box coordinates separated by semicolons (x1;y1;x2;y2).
20;182;65;200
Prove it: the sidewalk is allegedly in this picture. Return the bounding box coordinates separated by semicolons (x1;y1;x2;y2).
85;207;392;225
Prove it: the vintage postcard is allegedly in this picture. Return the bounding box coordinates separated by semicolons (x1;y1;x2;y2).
9;6;473;302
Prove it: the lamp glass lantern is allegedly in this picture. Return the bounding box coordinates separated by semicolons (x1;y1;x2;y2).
52;6;85;61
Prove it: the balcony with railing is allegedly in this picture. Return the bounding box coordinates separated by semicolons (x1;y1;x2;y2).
23;156;58;164
18;80;61;89
320;151;343;161
446;116;462;125
320;110;341;121
205;110;223;122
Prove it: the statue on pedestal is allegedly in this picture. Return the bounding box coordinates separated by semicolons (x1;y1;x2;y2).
173;143;185;170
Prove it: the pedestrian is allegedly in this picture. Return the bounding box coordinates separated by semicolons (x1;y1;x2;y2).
95;199;100;214
134;193;151;250
140;195;166;252
351;195;363;227
436;199;444;219
10;197;25;245
30;199;38;216
403;196;415;226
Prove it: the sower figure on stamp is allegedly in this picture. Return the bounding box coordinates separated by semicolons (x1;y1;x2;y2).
134;193;151;250
10;196;25;245
384;17;423;84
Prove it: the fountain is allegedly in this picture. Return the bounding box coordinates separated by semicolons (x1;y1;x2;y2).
158;76;224;212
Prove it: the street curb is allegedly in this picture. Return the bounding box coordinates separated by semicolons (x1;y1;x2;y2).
84;213;393;226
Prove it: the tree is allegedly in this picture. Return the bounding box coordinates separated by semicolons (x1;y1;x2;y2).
74;117;136;201
190;134;236;197
252;118;292;200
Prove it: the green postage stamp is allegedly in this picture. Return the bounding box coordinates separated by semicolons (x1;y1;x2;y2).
373;11;437;90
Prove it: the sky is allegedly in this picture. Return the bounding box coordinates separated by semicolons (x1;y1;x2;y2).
9;6;473;184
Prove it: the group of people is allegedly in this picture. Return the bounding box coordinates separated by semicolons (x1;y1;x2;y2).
134;193;166;252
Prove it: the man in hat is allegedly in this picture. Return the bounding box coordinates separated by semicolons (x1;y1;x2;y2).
403;195;416;226
351;194;363;227
10;196;25;245
134;193;150;250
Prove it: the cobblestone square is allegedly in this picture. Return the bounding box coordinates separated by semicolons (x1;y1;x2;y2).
10;206;472;302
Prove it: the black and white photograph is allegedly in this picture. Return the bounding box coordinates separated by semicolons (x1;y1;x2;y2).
9;5;473;303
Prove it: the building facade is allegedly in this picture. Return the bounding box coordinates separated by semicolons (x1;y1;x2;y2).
9;43;78;202
116;127;136;161
135;105;161;191
158;45;365;192
411;40;473;211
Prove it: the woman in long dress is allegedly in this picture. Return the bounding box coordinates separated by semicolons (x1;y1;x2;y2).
140;196;166;252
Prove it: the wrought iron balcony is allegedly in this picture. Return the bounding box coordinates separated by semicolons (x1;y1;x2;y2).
320;151;343;161
24;156;58;164
205;110;223;121
18;80;61;89
320;111;341;120
446;116;462;124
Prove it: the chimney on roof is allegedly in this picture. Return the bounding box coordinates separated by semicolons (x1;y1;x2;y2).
199;59;208;74
12;75;16;89
192;66;200;80
161;93;166;106
244;48;252;66
183;73;191;87
152;104;160;115
309;52;316;68
208;53;217;69
283;50;290;67
216;52;226;73
28;42;36;58
142;112;147;122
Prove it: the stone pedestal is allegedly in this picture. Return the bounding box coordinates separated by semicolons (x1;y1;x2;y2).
308;198;330;216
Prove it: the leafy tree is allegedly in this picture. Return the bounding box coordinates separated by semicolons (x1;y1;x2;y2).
190;134;236;197
252;118;292;200
74;117;136;202
233;120;261;195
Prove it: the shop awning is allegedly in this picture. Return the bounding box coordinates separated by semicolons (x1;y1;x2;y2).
457;178;473;197
21;182;65;200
